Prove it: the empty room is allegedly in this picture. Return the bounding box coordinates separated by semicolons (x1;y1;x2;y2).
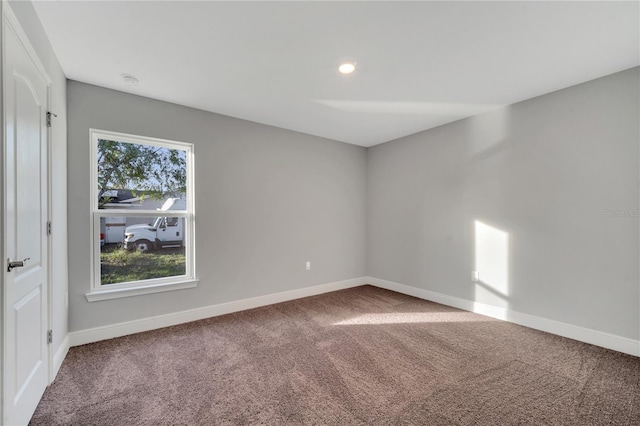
1;1;639;425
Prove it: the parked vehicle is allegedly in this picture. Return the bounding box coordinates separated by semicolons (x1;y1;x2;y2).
123;198;186;252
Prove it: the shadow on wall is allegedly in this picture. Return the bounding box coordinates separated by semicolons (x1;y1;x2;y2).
464;106;513;309
466;106;511;158
474;220;509;310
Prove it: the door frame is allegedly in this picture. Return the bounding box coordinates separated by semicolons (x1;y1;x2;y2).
1;1;54;422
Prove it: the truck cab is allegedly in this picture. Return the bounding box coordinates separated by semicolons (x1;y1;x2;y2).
123;198;186;252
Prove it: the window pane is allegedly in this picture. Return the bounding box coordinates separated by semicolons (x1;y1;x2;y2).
97;139;186;210
100;215;186;285
91;130;195;295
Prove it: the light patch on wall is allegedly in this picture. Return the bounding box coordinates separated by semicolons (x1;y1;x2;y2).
474;220;509;308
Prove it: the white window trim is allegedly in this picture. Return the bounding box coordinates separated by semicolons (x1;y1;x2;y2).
86;129;197;302
85;279;199;302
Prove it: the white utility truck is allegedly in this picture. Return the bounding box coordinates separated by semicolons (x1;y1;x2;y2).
123;198;186;252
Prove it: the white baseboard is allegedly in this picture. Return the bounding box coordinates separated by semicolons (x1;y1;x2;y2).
51;334;70;382
63;275;639;357
367;276;640;357
69;276;368;347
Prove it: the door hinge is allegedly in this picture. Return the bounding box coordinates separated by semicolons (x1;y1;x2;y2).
47;221;52;236
46;111;57;128
47;330;53;344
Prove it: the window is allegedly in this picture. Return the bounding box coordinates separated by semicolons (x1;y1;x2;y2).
87;129;197;301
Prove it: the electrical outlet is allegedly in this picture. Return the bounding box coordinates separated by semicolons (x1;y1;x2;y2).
471;271;479;283
306;261;311;271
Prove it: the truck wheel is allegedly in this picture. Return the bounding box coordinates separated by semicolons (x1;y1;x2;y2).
134;240;153;253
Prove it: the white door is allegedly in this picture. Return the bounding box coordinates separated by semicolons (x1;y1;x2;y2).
3;7;50;425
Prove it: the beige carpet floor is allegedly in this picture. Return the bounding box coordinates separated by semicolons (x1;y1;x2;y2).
31;285;639;425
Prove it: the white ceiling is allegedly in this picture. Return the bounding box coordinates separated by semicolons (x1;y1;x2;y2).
32;1;639;147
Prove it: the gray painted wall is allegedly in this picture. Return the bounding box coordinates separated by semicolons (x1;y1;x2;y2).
7;0;68;356
67;81;367;332
68;68;638;343
368;67;639;340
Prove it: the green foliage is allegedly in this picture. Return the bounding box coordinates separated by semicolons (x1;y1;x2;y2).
100;246;186;285
97;139;186;205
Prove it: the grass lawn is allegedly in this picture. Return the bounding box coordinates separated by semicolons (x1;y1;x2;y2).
100;245;186;285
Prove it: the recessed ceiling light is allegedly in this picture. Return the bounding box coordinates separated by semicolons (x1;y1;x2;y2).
338;63;356;74
122;74;139;86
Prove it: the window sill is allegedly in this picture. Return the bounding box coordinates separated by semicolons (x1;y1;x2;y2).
85;278;199;302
